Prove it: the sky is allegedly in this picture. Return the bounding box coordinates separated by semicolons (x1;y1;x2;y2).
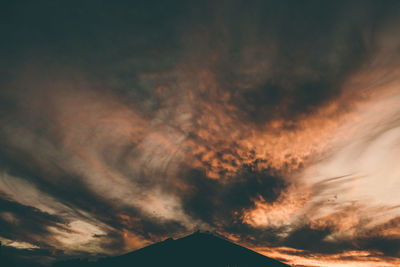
1;1;400;266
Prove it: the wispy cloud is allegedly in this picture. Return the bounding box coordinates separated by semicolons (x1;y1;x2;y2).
1;1;400;265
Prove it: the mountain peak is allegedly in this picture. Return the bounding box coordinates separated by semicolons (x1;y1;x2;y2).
54;232;290;267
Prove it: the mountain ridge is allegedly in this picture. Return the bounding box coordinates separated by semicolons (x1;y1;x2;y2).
53;231;290;267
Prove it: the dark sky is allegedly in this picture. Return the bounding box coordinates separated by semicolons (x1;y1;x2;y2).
1;1;400;266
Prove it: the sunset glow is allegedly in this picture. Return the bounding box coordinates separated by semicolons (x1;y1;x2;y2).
1;1;400;266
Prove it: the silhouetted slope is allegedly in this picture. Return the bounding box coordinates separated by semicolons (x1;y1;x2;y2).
54;232;290;267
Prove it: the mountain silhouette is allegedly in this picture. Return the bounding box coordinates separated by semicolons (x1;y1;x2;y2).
53;232;290;267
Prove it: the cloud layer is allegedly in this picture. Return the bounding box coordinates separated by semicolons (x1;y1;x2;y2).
1;1;400;266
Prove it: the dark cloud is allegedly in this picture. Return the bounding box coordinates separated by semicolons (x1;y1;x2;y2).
3;0;398;118
0;197;64;246
1;0;400;265
1;245;59;266
180;164;286;226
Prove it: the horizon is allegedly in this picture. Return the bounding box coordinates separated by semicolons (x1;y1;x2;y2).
52;231;290;267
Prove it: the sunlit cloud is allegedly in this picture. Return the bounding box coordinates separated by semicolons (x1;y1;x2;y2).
1;1;400;266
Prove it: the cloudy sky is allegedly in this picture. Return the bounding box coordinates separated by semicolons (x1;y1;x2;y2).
1;1;400;266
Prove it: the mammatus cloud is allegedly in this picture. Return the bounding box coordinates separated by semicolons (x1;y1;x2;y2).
1;1;400;266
